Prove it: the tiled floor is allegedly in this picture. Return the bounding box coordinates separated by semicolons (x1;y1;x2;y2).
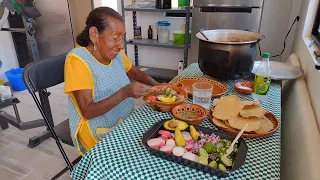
0;84;145;180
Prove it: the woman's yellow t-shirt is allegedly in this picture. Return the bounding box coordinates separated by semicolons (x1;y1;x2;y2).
65;50;133;93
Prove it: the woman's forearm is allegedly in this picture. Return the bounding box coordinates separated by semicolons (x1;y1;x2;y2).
73;88;129;120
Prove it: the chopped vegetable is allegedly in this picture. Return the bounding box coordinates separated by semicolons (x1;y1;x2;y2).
160;145;174;154
197;148;209;159
166;139;176;147
209;161;218;169
190;125;200;141
203;142;215;153
182;131;192;143
185;143;194;151
175;128;186;147
172;147;185;157
196;156;208;165
182;152;197;161
158;130;172;138
221;155;233;167
219;164;227;171
147;138;164;150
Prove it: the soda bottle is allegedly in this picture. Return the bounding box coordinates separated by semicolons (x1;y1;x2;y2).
253;53;272;101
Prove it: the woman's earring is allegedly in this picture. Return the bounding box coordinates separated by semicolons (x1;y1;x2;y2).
93;44;97;51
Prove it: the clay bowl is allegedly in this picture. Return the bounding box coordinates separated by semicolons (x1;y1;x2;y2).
172;104;208;125
172;77;227;97
143;85;188;112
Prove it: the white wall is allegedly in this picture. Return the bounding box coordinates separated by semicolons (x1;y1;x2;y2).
255;0;301;62
0;21;19;82
292;0;320;125
94;0;118;11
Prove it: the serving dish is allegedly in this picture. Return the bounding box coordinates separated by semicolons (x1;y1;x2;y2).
142;119;248;177
172;77;227;97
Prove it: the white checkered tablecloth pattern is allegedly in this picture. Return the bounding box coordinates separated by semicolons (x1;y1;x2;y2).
71;64;281;180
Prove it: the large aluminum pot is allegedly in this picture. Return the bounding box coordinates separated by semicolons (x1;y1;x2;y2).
196;29;264;80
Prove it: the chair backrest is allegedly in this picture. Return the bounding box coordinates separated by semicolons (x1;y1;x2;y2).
22;54;75;173
23;54;66;93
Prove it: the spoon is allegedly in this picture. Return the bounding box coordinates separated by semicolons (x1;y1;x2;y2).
199;28;209;40
225;124;248;156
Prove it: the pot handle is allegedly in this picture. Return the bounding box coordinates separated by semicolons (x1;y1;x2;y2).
259;34;265;41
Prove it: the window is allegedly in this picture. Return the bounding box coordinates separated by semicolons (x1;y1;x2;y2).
94;0;118;12
312;1;320;48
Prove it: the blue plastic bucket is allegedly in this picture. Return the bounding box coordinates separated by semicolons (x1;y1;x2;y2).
5;68;27;91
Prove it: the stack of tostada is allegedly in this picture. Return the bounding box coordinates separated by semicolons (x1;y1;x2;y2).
211;95;274;134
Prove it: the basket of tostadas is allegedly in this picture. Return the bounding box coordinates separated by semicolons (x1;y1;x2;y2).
209;95;279;138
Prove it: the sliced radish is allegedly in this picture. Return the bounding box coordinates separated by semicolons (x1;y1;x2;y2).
150;95;157;101
158;130;172;138
147;138;164;150
182;131;192;143
182;131;191;136
172;147;185;157
160;139;165;147
160;145;174;154
171;133;175;139
159;135;168;141
185;143;193;151
182;152;197;161
166;139;176;146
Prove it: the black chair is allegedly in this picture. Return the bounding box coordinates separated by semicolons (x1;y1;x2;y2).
23;54;81;180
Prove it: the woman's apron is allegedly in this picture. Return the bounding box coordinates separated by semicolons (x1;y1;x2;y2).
67;48;134;155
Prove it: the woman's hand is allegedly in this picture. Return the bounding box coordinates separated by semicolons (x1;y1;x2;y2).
123;82;150;98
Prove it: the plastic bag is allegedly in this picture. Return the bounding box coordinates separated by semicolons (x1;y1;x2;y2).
0;85;12;101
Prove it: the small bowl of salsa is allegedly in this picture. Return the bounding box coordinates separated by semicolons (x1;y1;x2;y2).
172;104;208;125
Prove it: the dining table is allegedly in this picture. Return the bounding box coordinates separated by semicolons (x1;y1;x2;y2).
70;63;282;180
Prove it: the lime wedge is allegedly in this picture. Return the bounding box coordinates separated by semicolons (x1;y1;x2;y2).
197;148;209;159
196;156;208;165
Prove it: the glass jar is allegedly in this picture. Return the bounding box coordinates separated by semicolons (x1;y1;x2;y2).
157;21;171;43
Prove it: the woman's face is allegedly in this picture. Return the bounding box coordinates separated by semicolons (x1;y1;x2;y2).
96;17;125;61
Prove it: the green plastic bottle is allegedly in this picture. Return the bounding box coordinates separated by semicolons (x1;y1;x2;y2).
253;53;272;101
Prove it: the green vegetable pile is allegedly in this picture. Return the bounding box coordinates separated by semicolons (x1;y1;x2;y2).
162;88;175;98
194;138;238;171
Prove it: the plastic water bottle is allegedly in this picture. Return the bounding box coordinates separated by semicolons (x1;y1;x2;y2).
253;53;272;101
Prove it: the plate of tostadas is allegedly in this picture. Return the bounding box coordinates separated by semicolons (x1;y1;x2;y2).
209;95;279;138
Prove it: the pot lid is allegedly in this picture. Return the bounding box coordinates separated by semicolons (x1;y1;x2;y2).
252;61;304;80
196;29;264;45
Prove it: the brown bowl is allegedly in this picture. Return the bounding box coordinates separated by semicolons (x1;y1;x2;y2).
143;85;188;112
172;104;208;125
172;77;228;97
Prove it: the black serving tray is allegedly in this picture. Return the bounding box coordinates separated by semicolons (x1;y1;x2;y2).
142;119;248;177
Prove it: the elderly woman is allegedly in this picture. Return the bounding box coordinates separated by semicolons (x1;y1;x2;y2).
64;7;159;155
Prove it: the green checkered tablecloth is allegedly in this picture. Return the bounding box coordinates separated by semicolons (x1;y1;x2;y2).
71;64;281;180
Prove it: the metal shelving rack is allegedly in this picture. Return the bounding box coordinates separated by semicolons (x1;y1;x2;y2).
121;0;191;81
